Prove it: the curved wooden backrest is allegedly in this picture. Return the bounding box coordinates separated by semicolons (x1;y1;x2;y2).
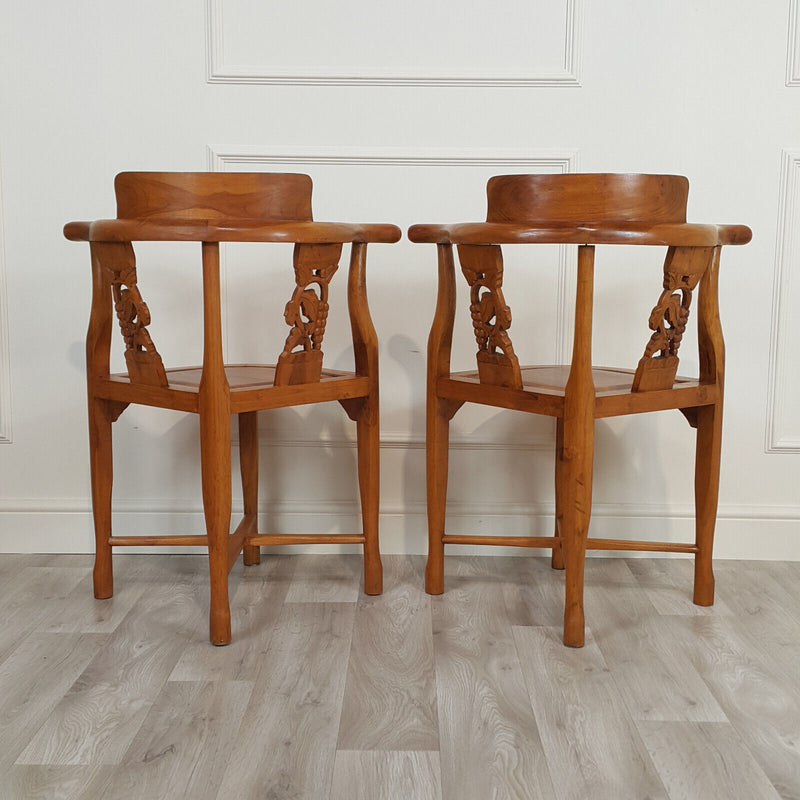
486;173;689;225
114;172;314;222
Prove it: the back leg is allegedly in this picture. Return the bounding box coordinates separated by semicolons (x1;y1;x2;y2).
88;397;115;598
693;403;722;606
239;411;261;566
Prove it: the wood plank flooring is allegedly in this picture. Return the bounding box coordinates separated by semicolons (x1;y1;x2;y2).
0;553;797;800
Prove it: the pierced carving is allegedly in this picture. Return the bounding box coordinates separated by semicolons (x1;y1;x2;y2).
274;243;342;386
91;242;168;387
457;244;522;389
632;246;714;392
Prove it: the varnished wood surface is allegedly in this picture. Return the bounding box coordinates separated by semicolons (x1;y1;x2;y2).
412;173;751;648
0;553;797;799
406;220;751;247
71;172;395;645
486;174;690;224
64;219;401;244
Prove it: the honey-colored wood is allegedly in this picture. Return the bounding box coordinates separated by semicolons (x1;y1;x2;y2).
67;172;400;644
486;173;689;225
409;173;751;647
425;244;460;595
238;411;260;566
559;244;596;647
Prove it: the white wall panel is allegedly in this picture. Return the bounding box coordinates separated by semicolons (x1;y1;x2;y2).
788;0;800;85
0;161;11;444
767;150;800;451
0;0;797;558
209;145;576;450
207;0;583;85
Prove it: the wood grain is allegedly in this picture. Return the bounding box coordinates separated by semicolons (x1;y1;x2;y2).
626;557;732;616
169;556;295;682
0;633;107;769
284;552;362;603
0;766;116;800
711;560;800;688
679;614;800;797
638;720;782;800
513;625;669;800
0;555;796;799
0;566;89;662
99;680;253;800
37;572;147;634
214;602;356;799
433;562;556;800
337;556;438;751
16;578;204;765
331;751;442;800
586;559;727;722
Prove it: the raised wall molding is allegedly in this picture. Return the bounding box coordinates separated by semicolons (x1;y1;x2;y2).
788;0;800;86
206;0;583;87
766;149;800;452
0;163;12;444
2;497;799;559
208;145;578;450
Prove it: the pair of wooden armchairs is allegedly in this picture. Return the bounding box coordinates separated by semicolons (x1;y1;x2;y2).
66;172;750;646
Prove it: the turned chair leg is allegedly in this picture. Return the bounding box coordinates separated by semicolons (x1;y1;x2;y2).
551;418;566;570
559;416;594;648
355;395;382;595
239;411;261;567
200;409;233;646
88;398;114;599
693;402;722;606
425;397;453;595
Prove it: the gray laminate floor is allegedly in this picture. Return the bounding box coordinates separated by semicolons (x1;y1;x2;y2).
0;553;797;799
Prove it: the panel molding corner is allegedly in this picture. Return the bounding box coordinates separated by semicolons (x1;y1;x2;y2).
205;0;583;87
766;148;800;452
206;144;579;173
0;162;12;444
788;0;800;86
207;145;577;450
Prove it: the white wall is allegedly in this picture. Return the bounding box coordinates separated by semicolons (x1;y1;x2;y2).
0;0;798;558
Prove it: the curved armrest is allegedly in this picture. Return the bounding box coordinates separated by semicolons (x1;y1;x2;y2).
407;221;752;247
64;219;401;244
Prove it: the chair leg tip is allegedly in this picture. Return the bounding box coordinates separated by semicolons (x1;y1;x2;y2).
693;594;714;607
693;580;715;606
210;618;231;646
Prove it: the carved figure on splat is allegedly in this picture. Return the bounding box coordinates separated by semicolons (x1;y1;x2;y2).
92;242;168;387
274;243;342;386
632;246;713;392
457;244;522;389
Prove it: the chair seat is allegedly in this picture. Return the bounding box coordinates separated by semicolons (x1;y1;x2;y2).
441;366;716;419
99;364;370;413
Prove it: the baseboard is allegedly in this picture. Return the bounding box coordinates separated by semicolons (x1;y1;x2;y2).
0;499;798;560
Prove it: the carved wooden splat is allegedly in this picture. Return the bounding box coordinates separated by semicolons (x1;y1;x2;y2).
457;244;522;389
274;243;342;386
90;242;168;387
632;246;714;392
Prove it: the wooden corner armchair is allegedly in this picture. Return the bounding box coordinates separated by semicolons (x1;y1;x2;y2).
65;172;400;644
408;173;751;647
